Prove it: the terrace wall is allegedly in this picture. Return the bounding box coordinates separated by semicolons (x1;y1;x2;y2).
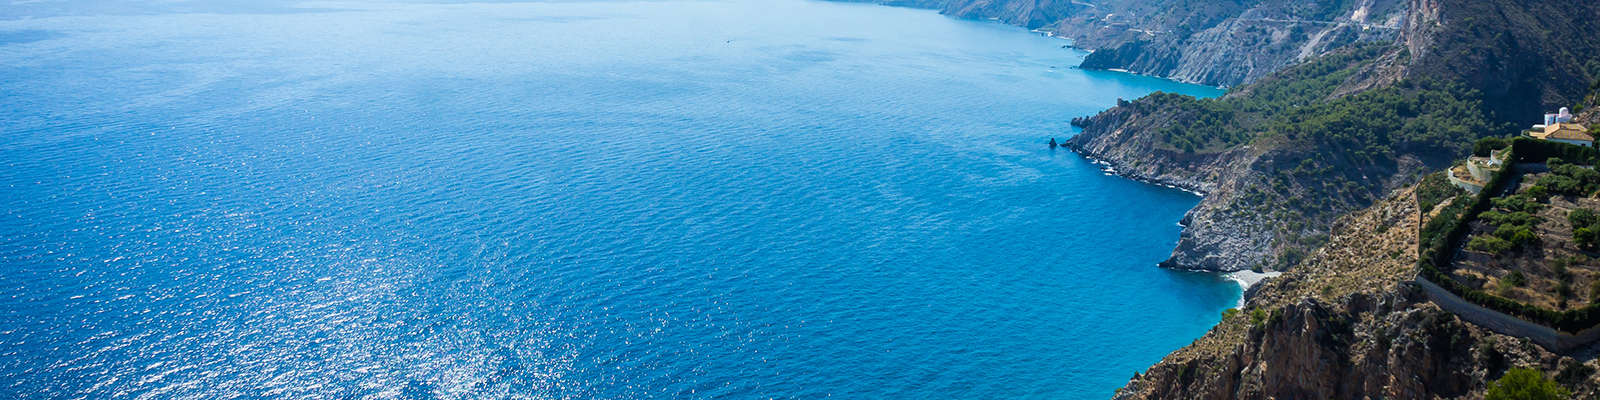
1416;276;1600;352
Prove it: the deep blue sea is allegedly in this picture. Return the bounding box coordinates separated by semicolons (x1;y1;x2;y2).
0;0;1236;398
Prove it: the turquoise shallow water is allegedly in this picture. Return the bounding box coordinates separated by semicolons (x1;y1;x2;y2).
0;0;1234;398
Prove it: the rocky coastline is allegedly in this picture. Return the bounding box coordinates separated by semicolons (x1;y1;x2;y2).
1064;96;1289;273
860;0;1600;397
1064;142;1209;197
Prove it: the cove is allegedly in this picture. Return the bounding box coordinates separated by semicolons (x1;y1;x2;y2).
0;0;1233;398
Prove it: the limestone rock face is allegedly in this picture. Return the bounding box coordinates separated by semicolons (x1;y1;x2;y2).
1077;0;1406;87
852;0;1409;88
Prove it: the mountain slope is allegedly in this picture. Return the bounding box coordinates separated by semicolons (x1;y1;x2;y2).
1069;0;1600;272
850;0;1408;87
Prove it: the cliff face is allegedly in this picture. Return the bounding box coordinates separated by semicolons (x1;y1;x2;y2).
850;0;1407;88
1062;100;1279;271
1114;187;1600;399
1074;0;1407;87
1395;0;1600;121
1067;0;1600;273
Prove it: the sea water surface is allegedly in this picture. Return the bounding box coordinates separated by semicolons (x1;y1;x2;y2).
0;0;1236;398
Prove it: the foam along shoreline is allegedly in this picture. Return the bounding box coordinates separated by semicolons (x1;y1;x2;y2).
1079;152;1207;197
1070;146;1262;309
1225;270;1283;306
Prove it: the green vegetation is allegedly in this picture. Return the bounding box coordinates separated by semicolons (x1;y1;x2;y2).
1158;73;1498;159
1471;235;1515;255
1495;224;1538;248
1151;43;1500;158
1480;210;1542;227
1467;198;1543;255
1533;164;1600;197
1491;194;1545;214
1421;184;1474;255
1577;228;1600;252
1475;137;1511;157
1418;138;1600;333
1485;368;1569;400
1249;308;1268;327
1495;271;1528;297
1152;93;1246;153
1269;79;1496;164
1571;209;1600;251
1417;172;1467;214
1506;271;1528;287
1135;44;1506;266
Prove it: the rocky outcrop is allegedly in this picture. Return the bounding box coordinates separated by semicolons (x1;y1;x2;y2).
1063;99;1249;195
1114;187;1600;399
1063;98;1279;271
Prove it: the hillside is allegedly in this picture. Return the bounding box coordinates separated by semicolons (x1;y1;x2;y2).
857;0;1600;395
848;0;1407;87
1069;0;1600;273
1114;184;1600;399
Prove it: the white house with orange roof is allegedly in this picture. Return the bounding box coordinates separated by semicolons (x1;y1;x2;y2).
1528;107;1594;147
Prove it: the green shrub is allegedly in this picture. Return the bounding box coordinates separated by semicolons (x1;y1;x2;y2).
1525;185;1551;201
1470;235;1515;254
1485;368;1569;400
1493;195;1545;213
1421;194;1473;248
1577;227;1600;251
1482;211;1541;227
1507;271;1529;287
1476;137;1510;157
1536;175;1581;195
1498;278;1518;297
1417;172;1464;211
1250;308;1268;326
1569;209;1600;228
1494;224;1538;247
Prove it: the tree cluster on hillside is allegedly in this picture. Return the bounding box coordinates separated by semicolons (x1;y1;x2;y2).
1155;43;1502;160
1532;159;1600;198
1154;44;1393;153
1570;208;1600;251
1469;195;1543;255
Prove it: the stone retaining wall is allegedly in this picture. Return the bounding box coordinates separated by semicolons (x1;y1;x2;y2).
1416;276;1600;352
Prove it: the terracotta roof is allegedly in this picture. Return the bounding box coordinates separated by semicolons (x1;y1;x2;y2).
1545;123;1594;141
1529;123;1594;142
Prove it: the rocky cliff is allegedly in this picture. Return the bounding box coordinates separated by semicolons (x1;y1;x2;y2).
1061;98;1279;271
1071;0;1407;87
1113;186;1600;399
852;0;1408;88
1067;0;1600;273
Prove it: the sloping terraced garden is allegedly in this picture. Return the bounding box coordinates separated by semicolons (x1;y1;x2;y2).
1418;137;1600;332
